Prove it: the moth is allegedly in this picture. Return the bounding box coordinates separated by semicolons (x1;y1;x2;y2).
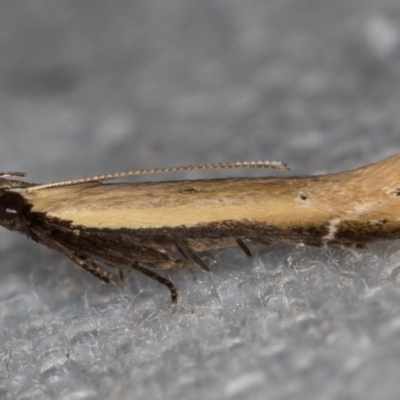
1;154;400;304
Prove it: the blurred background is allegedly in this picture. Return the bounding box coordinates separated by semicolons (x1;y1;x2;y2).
1;1;400;399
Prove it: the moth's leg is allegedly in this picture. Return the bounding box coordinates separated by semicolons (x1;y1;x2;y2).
236;238;252;257
250;238;273;247
66;252;115;283
176;241;210;272
130;261;178;304
30;229;115;283
119;269;124;281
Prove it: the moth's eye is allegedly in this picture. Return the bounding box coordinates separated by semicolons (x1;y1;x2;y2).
0;192;25;221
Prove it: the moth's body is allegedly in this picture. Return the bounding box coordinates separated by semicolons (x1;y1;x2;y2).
1;155;400;303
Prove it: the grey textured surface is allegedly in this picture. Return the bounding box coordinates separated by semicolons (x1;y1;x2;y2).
1;1;400;399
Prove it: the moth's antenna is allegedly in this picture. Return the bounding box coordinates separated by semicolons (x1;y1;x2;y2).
27;160;289;192
0;172;26;178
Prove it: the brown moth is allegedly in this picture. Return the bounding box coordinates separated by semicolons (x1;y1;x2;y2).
0;155;399;303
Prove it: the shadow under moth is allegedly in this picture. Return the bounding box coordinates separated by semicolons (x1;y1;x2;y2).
0;154;399;304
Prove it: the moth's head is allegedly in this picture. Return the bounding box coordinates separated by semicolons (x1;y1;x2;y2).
0;191;27;231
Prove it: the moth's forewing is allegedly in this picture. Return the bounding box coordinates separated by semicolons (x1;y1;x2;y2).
19;153;400;246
